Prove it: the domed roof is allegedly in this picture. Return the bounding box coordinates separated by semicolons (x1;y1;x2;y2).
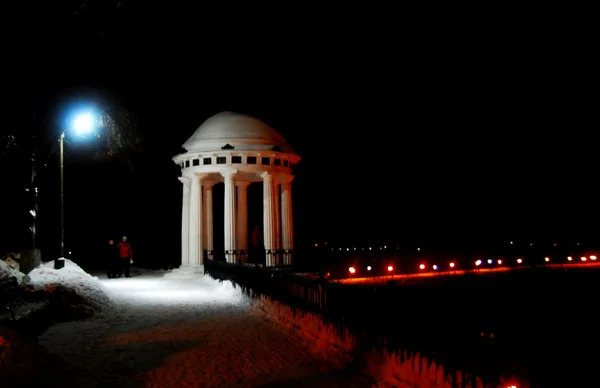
182;112;295;153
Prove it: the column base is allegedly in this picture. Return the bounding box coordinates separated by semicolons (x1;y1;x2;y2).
163;265;205;279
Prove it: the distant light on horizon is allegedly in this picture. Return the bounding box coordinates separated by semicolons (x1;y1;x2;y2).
544;257;550;262
517;258;523;264
433;265;438;270
449;262;455;268
475;260;482;266
419;263;425;270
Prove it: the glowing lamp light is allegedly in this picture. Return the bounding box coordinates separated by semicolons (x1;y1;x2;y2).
487;259;493;264
449;262;455;268
387;265;393;272
581;257;587;262
367;266;372;271
544;257;550;262
72;112;95;135
517;258;523;264
567;256;572;261
433;265;438;270
591;255;597;261
419;264;425;270
475;260;482;266
348;266;356;274
497;259;502;265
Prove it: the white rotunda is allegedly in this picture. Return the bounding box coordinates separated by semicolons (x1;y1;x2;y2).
169;112;301;278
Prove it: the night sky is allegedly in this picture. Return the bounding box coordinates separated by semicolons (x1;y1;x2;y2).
3;3;597;267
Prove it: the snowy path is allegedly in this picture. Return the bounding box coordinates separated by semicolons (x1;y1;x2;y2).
38;271;372;387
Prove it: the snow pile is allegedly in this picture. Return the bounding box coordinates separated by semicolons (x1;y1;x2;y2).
28;259;113;313
250;294;530;387
250;294;355;367
0;258;29;285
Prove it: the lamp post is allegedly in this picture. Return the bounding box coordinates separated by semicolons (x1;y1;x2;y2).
59;111;96;260
60;132;65;258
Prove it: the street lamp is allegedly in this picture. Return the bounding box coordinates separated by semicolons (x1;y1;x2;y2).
59;110;97;259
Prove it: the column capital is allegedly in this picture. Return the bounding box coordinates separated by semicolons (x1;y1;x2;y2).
277;174;294;184
260;171;274;181
220;168;238;179
178;176;190;184
236;180;251;189
203;180;217;189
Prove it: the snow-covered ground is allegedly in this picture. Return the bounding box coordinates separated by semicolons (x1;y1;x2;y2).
36;268;372;387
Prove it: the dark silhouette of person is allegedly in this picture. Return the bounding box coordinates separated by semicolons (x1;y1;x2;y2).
250;225;263;265
117;236;133;278
106;239;118;278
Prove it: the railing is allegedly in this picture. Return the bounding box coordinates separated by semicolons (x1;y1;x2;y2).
203;249;295;267
204;257;324;314
203;257;550;387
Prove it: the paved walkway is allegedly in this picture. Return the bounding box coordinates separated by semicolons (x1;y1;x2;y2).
37;271;373;387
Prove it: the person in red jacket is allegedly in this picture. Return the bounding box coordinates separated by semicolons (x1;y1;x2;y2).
116;236;133;278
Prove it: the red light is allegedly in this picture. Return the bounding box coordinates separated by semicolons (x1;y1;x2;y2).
544;257;550;262
567;256;573;261
553;243;557;247
591;255;597;261
517;258;523;264
348;267;356;274
582;257;587;261
419;264;425;270
387;265;393;272
449;262;455;268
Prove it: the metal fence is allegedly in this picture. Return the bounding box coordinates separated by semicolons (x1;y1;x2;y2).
203;258;547;386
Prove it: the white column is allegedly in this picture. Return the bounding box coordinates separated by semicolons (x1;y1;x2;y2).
236;181;250;263
281;175;294;265
273;181;281;265
179;177;190;266
222;170;237;263
188;174;203;267
261;172;276;266
203;181;215;258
